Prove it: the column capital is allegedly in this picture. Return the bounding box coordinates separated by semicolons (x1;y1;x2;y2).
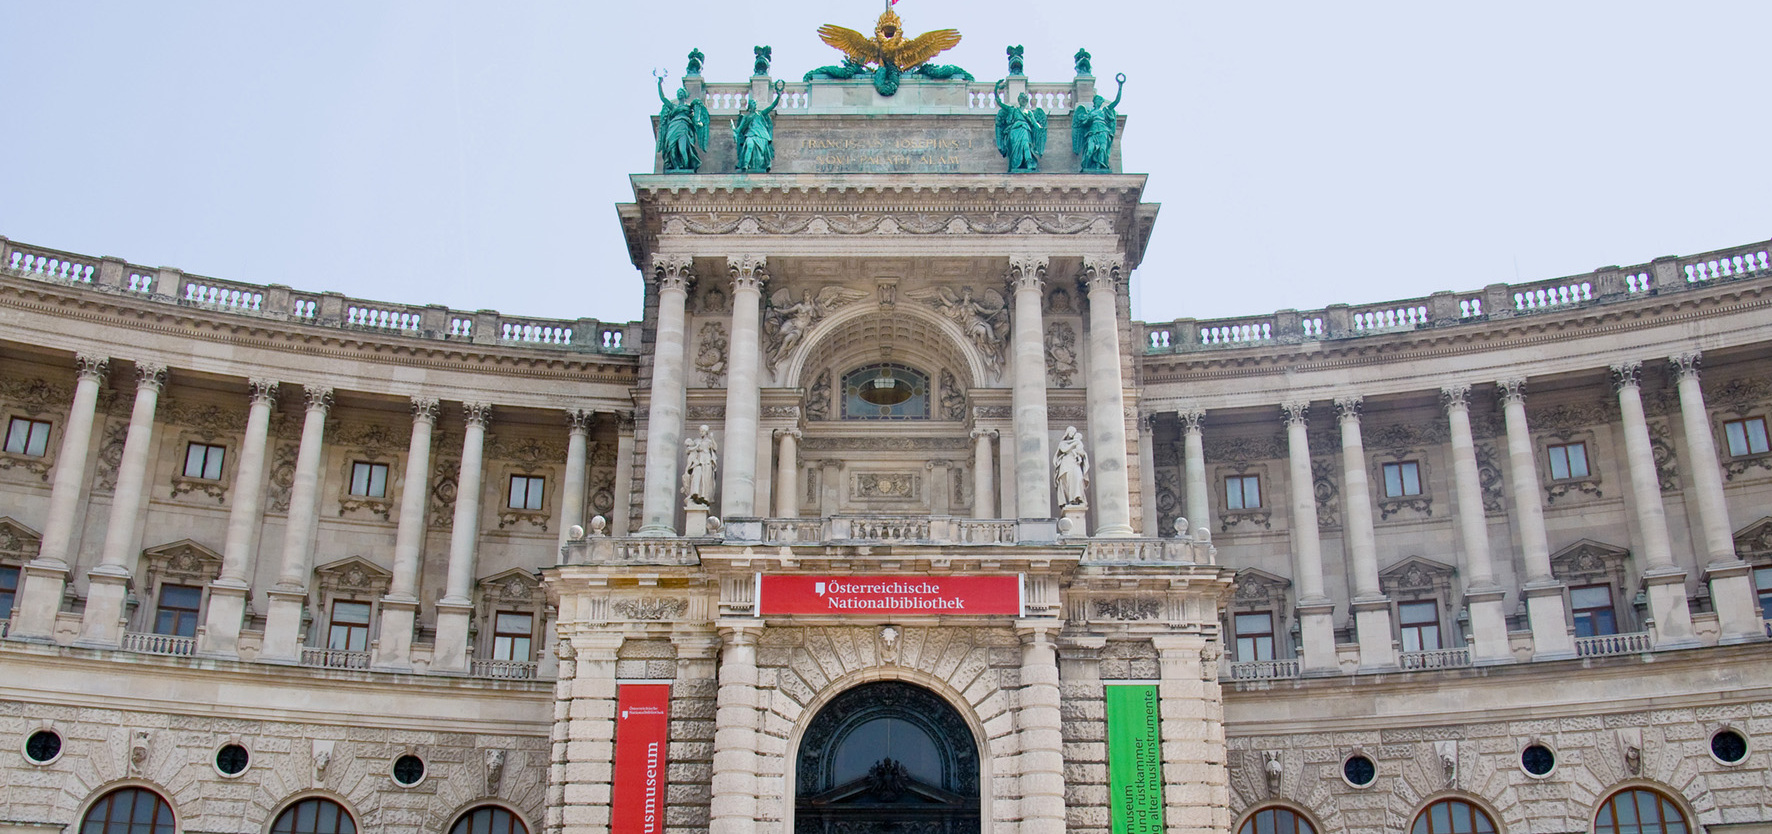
74;353;109;383
1281;401;1310;427
1496;378;1527;407
134;362;168;393
651;254;696;293
773;426;803;440
1440;383;1471;412
1669;351;1702;383
249;379;281;407
410;396;439;424
463;402;493;427
566;408;593;433
1007;255;1049;292
1079;255;1124;293
1610;360;1644;392
1015;619;1062;643
970;427;999;441
717;619;764;645
1334;395;1363;423
1178;407;1206;432
303;385;334;414
727;255;768;292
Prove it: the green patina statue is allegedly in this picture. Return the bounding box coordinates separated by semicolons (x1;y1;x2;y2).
753;45;772;76
655;73;710;173
733;80;787;173
993;79;1048;173
1071;72;1125;173
685;48;704;77
1006;45;1025;76
1074;47;1092;76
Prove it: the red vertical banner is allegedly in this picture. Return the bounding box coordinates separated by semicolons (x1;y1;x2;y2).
612;683;672;834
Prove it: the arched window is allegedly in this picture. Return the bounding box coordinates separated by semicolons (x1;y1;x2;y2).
1595;788;1689;834
841;364;929;420
1410;798;1497;834
271;797;357;834
450;806;529;834
1239;806;1317;834
81;787;175;834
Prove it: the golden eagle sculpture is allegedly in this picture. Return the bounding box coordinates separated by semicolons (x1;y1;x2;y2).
805;9;973;96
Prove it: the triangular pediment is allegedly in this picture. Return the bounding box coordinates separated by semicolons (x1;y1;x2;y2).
1379;556;1457;597
313;555;393;597
1734;517;1772;560
1232;568;1290;607
1550;539;1630;582
478;568;542;605
0;517;43;560
141;539;224;581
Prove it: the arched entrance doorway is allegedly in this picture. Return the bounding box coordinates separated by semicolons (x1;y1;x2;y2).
796;680;981;834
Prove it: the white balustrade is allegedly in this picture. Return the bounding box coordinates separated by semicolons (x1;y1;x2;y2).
1514;281;1591;310
764;519;823;543
1200;321;1272;345
346;305;420;331
121;631;198;656
1229;659;1301;680
1300;317;1325;336
448;317;474;337
1397;647;1471;670
1351;305;1428;332
1148;327;1172;349
183;281;264;311
471;658;540;679
300;647;372;669
600;328;624;350
8;249;96;282
290;298;318;319
1685;248;1769;282
1625;271;1652;293
501;321;573;345
126;271;156;294
957;520;1017;544
1574;631;1653;657
1459;297;1484;318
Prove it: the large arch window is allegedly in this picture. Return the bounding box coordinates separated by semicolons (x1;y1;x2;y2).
1410;798;1497;834
1594;788;1689;834
841;364;929;420
81;787;175;834
450;806;528;834
271;797;357;834
1239;806;1317;834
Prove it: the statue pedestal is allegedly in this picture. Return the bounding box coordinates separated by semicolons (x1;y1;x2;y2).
1059;504;1089;538
685;505;710;537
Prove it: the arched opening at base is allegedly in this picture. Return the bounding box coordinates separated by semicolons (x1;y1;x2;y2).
795;680;980;834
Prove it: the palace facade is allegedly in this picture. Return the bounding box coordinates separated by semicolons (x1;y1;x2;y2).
1;38;1769;834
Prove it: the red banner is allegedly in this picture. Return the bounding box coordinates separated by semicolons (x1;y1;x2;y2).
612;683;671;834
758;575;1022;616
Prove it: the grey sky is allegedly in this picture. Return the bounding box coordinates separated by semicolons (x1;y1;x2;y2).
3;2;1767;326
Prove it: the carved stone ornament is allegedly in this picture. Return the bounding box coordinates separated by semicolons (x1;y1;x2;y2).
163;399;246;442
485;749;506;796
1234;569;1289;607
1203;435;1283;466
613;597;689;620
142;540;224;584
695;321;729;387
763;286;869;369
939;369;967;421
479;570;539;603
669;211;1114;238
855;472;918;499
1045;321;1078;387
0;518;43;560
804;369;833;421
908;286;1010;377
1093;598;1160;620
314;555;393;598
1312;458;1340;530
129;730;149;775
0;375;74;417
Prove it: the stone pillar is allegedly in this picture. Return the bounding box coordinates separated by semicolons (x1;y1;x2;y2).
1612;362;1698;647
773;428;801;518
998;428;1018;519
1497;379;1575;659
611;412;636;536
200;378;278;658
1669;352;1763;641
971;428;997;519
927;459;952;516
546;641;575;834
711;621;762;834
1151;634;1231;834
433;402;491;673
1009;256;1053;519
1082;256;1134;536
371;396;438;670
671;631;722;834
1181;409;1209;537
78;362;168;647
721;256;767;518
1016;621;1066;834
1335;396;1395;669
559;409;592;552
1441;385;1510;664
639;255;694;535
819;459;843;518
12;354;107;641
259;385;332;663
1138;415;1159;536
557;632;624;834
1282;402;1337;672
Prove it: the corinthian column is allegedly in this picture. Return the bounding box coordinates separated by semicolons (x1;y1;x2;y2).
78;361;167;647
1282;402;1337;673
12;354;106;641
774;427;801;518
1497;378;1575;659
371;396;438;670
640;255;694;535
1441;384;1509;664
558;409;592;553
259;385;332;663
972;428;998;519
721;255;766;517
201;378;278;658
1009;255;1052;520
1669;352;1761;641
1611;362;1697;647
1336;396;1395;669
433;402;491;673
1082;256;1134;536
1180;408;1209;537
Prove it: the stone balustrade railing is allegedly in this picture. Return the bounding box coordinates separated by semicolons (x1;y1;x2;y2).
1143;238;1772;354
1397;646;1472;670
1574;631;1653;658
121;631;198;657
299;647;371;670
0;236;640;356
470;658;541;680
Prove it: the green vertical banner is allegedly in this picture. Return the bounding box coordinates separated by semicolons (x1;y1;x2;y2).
1105;683;1165;834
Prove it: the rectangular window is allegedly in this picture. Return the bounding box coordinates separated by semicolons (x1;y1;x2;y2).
1225;474;1261;510
349;461;389;498
1755;566;1772;621
1398;600;1441;652
327;601;372;652
508;475;545;511
3;417;52;457
1382;461;1423;497
1547;442;1590;480
0;564;18;621
1724;417;1770;457
1570;584;1617;638
493;611;534;662
153;584;203;638
1233;612;1275;662
183;442;226;480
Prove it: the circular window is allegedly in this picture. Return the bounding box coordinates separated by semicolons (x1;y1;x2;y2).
1342;754;1376;788
1521;743;1556;777
1711;728;1749;765
24;729;62;765
215;743;250;776
392;754;426;786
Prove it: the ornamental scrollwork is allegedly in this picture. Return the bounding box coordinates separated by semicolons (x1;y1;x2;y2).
612;597;689;621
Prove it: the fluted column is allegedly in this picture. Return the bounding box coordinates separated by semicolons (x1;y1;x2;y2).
371;396;438;670
1336;396;1395;669
1180;409;1209;538
433;402;491;673
259;385;333;662
1669;352;1762;641
12;354;107;640
559;409;592;552
78;361;168;646
773;428;800;518
1016;621;1066;834
200;378;278;658
1009;256;1053;520
1441;385;1509;664
1497;378;1574;659
1082;256;1134;536
721;256;766;518
1611;362;1697;647
640;255;695;535
1283;402;1337;672
711;621;762;834
971;428;998;519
